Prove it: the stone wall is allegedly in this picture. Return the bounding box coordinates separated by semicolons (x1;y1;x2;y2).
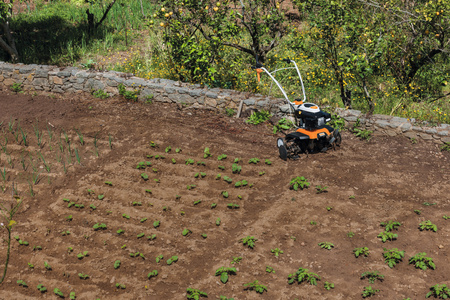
0;61;448;145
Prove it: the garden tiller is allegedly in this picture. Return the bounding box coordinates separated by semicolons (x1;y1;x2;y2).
253;58;341;160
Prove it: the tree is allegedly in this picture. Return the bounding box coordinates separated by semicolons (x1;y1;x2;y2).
153;0;289;83
0;1;19;62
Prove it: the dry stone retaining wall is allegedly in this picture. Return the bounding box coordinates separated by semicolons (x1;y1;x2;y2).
0;61;448;145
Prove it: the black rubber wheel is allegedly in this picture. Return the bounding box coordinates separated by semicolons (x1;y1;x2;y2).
277;138;288;161
335;130;342;146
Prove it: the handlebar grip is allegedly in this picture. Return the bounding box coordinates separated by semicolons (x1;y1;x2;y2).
282;58;291;63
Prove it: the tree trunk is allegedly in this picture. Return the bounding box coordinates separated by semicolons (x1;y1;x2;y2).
0;21;19;63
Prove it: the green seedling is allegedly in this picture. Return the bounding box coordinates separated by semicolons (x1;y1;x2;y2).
215;267;237;284
216;217;221;226
197;161;206;166
114;260;121;269
354;247;370;258
132;201;142;206
186;184;196;190
265;159;272;165
187;288;208;299
290;176;310;190
259;171;265;176
310;220;317;225
93;223;107;230
361;271;384;283
201;233;207;238
115;283;126;289
78;273;89;279
122;214;130;219
378;231;398;242
271;248;284;257
248;158;260;164
137;233;145;238
211;203;217;209
141;173;149;180
235;180;248;187
165;146;171;153
409;252;436;270
147;270;158;279
140;218;147;223
204;147;211;158
67;247;73;253
223;176;232;183
362;286;379;298
423;201;437;206
318;242;334;250
136;161;151;169
17;279;27;287
241;236;257;249
381;220;401;231
167;256;178;265
172;158;176;164
218;165;225;170
231;256;242;264
414;209;421;215
243;280;267;294
316;185;328;193
266;266;275;273
176;148;182;153
232;163;241;174
28;262;34;269
419;220;437;232
185;158;195;165
443;215;450;220
37;284;47;293
145;189;152;194
44;261;52;270
222;191;229;198
324;281;335;290
218;154;227;161
147;234;157;240
69;292;76;300
182;228;192;236
426;284;450;299
326;206;333;211
153;220;160;228
66;215;73;221
152;168;158;173
227;203;240;209
90;204;96;210
288;267;321;285
54;288;64;297
61;230;70;236
98;194;105;200
104;181;112;186
383;248;405;268
155;255;164;263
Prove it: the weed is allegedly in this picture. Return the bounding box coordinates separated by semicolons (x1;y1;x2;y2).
243;280;267;294
409;252;436;270
318;242;334;250
426;284;450;299
354;247;370;258
377;231;398;242
225;108;235;117
271;248;284;257
383;248;405;268
241;236;257;249
362;286;379;298
246;110;271;125
118;83;140;101
290;176;310;190
353;128;373;141
419;220;437;232
361;271;384;283
347;231;355;238
324;282;335;290
11;83;23;93
440;142;450;152
288;267;321;285
187;288;208;299
93;89;109;99
215;267;237;284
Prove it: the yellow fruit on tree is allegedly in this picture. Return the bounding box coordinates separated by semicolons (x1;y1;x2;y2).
213;7;218;11
161;7;165;12
160;22;165;27
165;13;169;17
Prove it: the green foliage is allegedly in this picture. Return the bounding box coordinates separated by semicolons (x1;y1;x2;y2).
231;256;242;264
215;267;237;284
231;163;241;174
361;271;384;284
290;176;310;191
147;270;158;279
11;83;23;93
440;142;450;152
243;280;267;294
324;282;335;290
37;284;47;292
354;247;370;258
118;83;140;101
426;284;450;299
114;260;121;269
409;252;436;270
377;231;398;243
241;236;257;249
246;110;272;125
266;266;275;273
362;286;379;298
273;117;295;134
381;220;402;232
271;248;284;257
419;220;437;232
92;89;109;99
353;128;373;141
17;279;27;287
186;288;208;299
288;267;321;285
383;248;405;268
54;288;64;298
182;228;191;236
318;242;334;250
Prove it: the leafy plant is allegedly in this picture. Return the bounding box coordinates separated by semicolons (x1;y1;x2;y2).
215;267;237;284
266;266;275;273
423;202;437;206
147;270;158;279
380;220;402;231
353;128;373;141
44;261;52;270
235;180;248;187
216;218;221;226
362;286;379;298
37;284;47;293
231;257;242;265
114;260;121;269
115;283;126;289
203;147;211;158
77;251;89;259
93;223;107;230
440;142;450;152
156;255;164;263
315;185;328;193
153;220;160;228
324;282;335;290
232;163;241;174
167;256;178;265
227;203;240;209
414;209;422;215
271;248;284;257
248;158;260;164
419;220;437;232
54;288;64;297
354;247;370;258
288;267;321;285
93;89;109;99
17;279;27;287
318;242;334;250
187;288;208;299
182;228;192;236
426;284;450;299
383;248;405;268
222;191;229;198
241;236;257;249
409;252;436;270
377;231;398;243
243;280;267;294
361;271;384;283
290;176;310;190
141;173;149;180
246;110;271;125
78;273;89;279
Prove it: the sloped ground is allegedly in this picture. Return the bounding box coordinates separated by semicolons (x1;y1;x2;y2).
0;91;449;300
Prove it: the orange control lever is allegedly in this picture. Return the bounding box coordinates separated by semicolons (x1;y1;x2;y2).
256;68;263;82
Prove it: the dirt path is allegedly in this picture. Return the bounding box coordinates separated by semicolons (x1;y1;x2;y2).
0;91;448;299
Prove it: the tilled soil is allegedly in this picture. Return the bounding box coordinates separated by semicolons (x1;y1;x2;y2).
0;91;449;300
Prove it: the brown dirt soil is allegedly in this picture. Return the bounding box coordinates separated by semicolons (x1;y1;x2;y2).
0;91;449;300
